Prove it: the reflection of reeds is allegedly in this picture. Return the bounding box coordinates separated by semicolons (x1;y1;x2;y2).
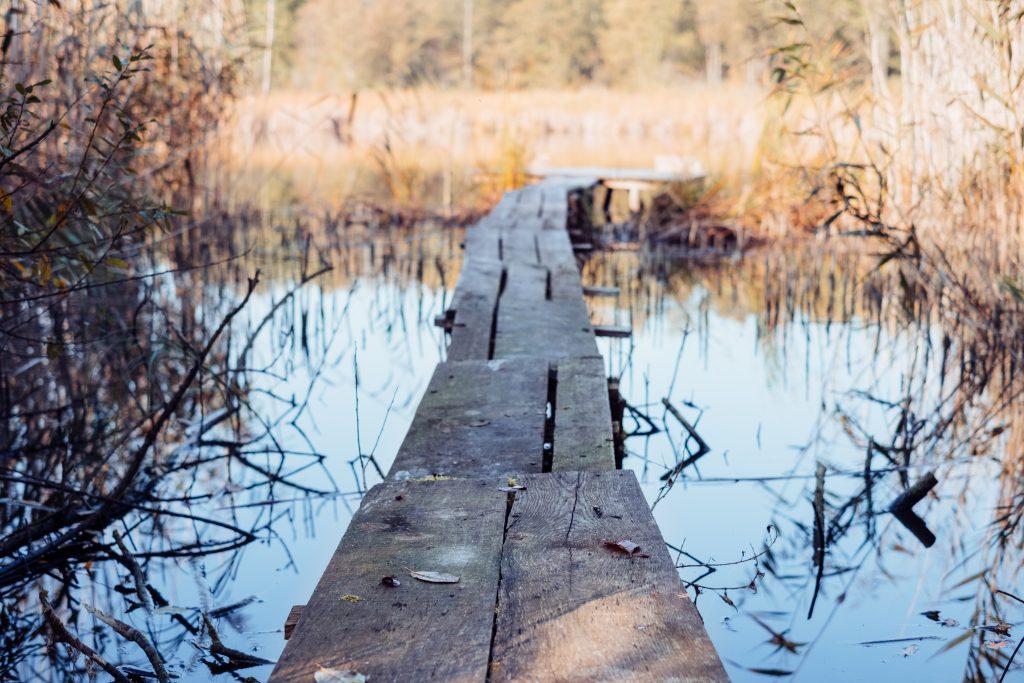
586;241;1024;679
1;204;462;678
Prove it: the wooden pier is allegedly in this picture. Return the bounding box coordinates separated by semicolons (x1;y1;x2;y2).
269;177;727;682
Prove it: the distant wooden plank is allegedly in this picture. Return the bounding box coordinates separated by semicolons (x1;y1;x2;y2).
463;224;501;262
583;285;620;297
269;478;507;683
388;359;548;480
548;266;585;302
499;260;547;303
528;166;702;184
495;262;599;360
447;258;503;361
513;185;544;219
539;185;569;227
553;357;615;472
283;605;303;640
537;175;600;191
535;230;578;270
593;324;632;338
489;470;728;682
501;228;542;264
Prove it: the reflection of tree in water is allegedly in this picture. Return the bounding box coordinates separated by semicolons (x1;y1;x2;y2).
586;245;1024;681
0;211;462;680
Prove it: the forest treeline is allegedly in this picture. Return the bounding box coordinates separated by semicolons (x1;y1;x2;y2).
273;0;867;89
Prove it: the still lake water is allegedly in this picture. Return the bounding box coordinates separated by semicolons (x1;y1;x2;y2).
10;208;1021;681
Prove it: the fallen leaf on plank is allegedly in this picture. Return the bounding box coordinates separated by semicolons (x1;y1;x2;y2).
340;594;362;603
314;666;367;683
408;569;460;584
603;539;650;557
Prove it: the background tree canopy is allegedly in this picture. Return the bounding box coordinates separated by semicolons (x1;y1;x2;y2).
268;0;864;90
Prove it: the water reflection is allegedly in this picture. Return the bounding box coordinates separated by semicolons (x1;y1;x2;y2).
1;209;462;681
4;203;1022;681
583;247;1024;682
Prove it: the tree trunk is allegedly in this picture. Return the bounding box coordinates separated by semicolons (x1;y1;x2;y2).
704;42;722;84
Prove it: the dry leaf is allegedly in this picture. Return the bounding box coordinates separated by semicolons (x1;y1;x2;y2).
977;622;1012;636
603;539;649;557
381;575;401;587
314;666;367;683
985;639;1011;650
408;569;460;584
340;594;362;603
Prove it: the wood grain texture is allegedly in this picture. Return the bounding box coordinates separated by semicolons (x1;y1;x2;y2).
490;470;728;682
283;604;304;640
553;357;615;472
388;359;547;479
268;478;508;683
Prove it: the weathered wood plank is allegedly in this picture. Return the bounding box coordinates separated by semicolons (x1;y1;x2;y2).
583;285;620;297
463;223;501;262
490;470;729;682
535;230;578;270
553;357;615;472
447;258;503;361
268;478;507;683
548;265;585;302
388;359;548;479
494;262;599;360
501;227;542;264
593;324;632;338
283;604;304;640
513;185;544;219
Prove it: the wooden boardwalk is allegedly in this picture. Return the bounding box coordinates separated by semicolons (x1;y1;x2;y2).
269;178;727;682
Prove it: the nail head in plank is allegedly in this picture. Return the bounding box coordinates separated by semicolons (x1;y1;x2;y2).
490;470;729;682
269;478;508;683
553;357;615;472
388;359;548;480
